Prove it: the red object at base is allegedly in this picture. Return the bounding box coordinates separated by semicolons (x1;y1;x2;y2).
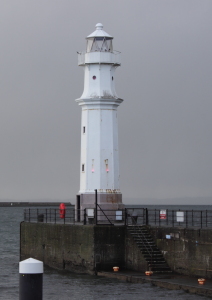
59;203;66;219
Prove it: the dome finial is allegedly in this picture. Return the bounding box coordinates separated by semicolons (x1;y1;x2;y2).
96;23;103;30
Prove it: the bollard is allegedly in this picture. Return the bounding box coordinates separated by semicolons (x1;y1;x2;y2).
19;258;43;300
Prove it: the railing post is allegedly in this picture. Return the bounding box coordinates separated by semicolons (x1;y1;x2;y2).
172;210;174;227
74;209;76;224
124;208;127;226
84;208;86;225
206;210;208;227
159;209;161;227
29;209;31;222
145;208;148;225
201;211;202;229
192;210;193;227
46;209;47;223
54;209;56;224
166;209;168;226
95;189;98;225
155;209;156;225
142;208;144;225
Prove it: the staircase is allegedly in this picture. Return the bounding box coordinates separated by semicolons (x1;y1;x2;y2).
127;225;172;273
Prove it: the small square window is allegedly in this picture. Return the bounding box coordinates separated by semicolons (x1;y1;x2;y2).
82;164;85;172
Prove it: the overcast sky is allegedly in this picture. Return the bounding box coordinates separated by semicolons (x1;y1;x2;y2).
0;0;212;204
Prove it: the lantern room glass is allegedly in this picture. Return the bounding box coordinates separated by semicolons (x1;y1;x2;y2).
86;37;113;53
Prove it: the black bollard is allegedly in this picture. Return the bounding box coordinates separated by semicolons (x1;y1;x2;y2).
19;258;43;300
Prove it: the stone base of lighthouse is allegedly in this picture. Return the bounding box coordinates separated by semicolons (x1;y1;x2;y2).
76;192;124;222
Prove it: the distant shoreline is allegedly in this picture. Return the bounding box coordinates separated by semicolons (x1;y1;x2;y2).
0;202;73;207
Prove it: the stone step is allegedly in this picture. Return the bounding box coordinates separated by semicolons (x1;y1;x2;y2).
129;234;151;238
127;225;171;273
151;267;171;272
152;270;172;274
131;236;153;240
133;236;154;240
136;241;156;245
148;262;167;266
140;251;161;255
146;260;166;264
128;230;149;234
138;246;159;251
143;254;163;258
137;242;155;246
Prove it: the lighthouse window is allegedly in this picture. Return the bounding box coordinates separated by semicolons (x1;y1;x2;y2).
86;39;93;52
93;76;96;80
87;37;113;53
107;39;113;52
82;164;85;172
83;126;86;133
112;76;114;80
95;37;104;51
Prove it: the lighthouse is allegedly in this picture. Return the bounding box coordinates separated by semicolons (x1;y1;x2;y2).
76;23;124;215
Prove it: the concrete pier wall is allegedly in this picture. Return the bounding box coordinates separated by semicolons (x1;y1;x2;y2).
20;222;212;278
20;222;125;274
149;226;212;278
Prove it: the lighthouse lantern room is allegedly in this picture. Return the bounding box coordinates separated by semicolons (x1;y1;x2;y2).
76;23;124;215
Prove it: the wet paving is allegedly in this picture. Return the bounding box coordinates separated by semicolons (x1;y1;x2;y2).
98;270;212;298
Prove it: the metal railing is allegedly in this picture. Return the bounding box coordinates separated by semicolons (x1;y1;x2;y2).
23;208;212;228
24;208;126;225
24;208;75;224
125;208;212;229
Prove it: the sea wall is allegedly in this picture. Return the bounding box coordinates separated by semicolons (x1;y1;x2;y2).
149;226;212;278
20;222;125;274
20;222;212;277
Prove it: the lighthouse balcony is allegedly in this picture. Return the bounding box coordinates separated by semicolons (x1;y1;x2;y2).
78;51;121;66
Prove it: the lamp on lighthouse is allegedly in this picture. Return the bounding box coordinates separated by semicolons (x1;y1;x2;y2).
86;23;113;53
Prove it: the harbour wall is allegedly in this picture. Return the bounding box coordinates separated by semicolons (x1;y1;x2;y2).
20;222;212;277
20;223;126;274
149;226;212;278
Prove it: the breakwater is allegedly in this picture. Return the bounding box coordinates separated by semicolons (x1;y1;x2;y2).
20;223;126;274
20;221;212;278
150;226;212;278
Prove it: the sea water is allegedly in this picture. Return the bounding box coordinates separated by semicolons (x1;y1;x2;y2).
0;205;211;300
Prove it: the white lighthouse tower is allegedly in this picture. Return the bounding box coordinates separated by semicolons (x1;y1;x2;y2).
76;23;123;214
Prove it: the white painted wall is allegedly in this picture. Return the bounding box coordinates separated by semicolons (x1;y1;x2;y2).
76;25;123;198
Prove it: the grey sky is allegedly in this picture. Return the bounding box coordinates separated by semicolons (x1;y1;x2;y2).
0;0;212;204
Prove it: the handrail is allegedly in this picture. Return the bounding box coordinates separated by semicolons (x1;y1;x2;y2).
131;225;154;259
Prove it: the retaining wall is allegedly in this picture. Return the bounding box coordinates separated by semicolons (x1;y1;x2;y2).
20;222;212;277
149;226;212;278
20;222;125;274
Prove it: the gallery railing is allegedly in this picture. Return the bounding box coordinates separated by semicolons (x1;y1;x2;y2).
23;208;212;228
